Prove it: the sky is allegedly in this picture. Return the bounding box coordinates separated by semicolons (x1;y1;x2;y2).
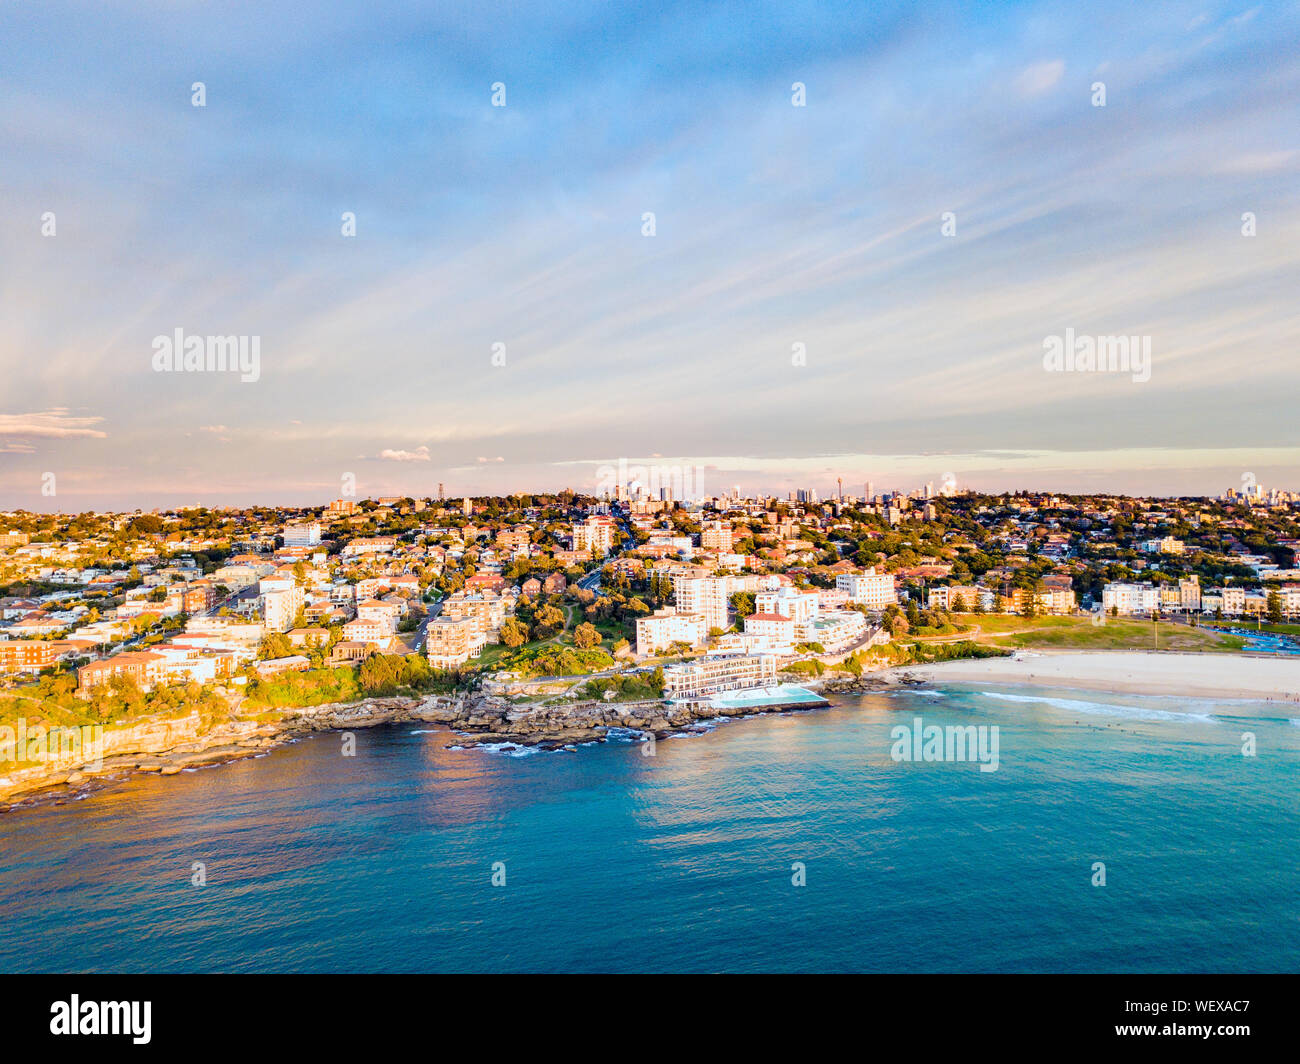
1;0;1298;510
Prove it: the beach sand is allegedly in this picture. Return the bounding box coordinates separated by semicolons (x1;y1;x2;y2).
905;651;1300;701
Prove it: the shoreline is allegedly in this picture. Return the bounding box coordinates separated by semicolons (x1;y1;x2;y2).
899;650;1300;701
9;648;1293;811
0;686;830;811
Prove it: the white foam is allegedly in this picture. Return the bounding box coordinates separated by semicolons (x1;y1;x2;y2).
980;690;1218;724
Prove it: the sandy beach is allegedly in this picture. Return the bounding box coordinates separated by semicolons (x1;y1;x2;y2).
905;651;1300;701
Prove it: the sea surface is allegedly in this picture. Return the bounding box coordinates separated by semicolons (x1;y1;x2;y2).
1;683;1297;973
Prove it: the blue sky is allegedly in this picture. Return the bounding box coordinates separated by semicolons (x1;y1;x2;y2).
2;0;1298;508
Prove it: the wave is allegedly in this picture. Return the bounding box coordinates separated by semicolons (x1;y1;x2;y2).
448;741;540;757
980;691;1218;724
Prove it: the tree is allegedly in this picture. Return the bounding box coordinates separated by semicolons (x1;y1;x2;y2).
532;604;566;640
1267;591;1283;624
359;653;402;694
259;631;293;659
500;617;529;649
573;621;601;650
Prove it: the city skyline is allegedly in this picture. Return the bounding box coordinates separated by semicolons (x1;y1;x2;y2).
3;1;1299;508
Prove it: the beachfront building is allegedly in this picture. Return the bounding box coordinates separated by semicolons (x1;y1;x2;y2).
836;569;897;610
440;588;511;641
425;616;486;669
635;606;707;657
1008;586;1075;615
76;651;166;694
662;653;778;701
926;585;994;612
1101;582;1160;616
798;609;870;652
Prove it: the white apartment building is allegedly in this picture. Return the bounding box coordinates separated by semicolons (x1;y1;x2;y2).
755;586;821;624
836;569;897;610
635;606;707;657
259;577;305;632
283;521;322;548
1101;582;1160;615
742;612;796;655
672;573;730;633
572;515;615;557
663;653;778;701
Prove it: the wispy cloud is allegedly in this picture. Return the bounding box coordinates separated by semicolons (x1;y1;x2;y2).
0;409;107;439
376;446;431;463
1013;59;1064;97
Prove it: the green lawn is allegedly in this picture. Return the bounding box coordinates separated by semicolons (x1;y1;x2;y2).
915;614;1245;652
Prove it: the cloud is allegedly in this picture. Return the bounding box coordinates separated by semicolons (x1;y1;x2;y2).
377;446;431;462
0;409;107;439
1014;59;1065;97
476;456;505;463
1214;149;1300;174
200;424;228;434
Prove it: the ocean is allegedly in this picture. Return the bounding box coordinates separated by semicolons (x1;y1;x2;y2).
1;684;1297;973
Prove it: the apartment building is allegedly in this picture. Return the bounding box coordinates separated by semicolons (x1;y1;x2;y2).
440;589;510;641
836;569;897;609
635;606;707;657
741;612;796;655
1008;586;1075;615
700;520;734;553
425;616;486;668
0;640;56;674
341;618;392;646
341;537;397;557
259;577;305;632
926;585;994;612
283;521;322;548
572;515;615;557
672;573;730;633
1101;582;1160;615
755;586;820;623
76;651;165;694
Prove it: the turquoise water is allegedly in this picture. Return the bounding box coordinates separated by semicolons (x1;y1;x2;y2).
0;684;1297;973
